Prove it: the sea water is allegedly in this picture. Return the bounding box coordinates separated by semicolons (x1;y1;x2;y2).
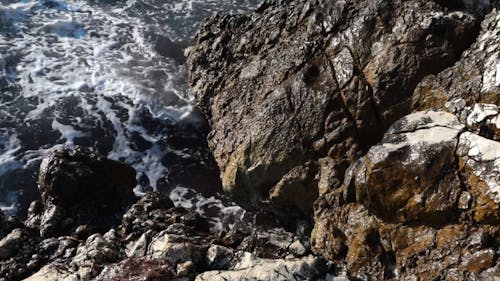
0;0;260;230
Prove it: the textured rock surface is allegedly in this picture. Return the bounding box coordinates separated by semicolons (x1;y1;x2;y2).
312;110;500;279
3;2;500;281
413;9;500;110
186;0;480;216
196;255;321;281
185;3;500;279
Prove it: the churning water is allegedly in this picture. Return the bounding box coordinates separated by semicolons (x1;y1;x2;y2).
0;0;260;229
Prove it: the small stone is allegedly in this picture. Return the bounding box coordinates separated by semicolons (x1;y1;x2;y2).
458;192;471;209
177;261;195;276
206;244;234;270
289;239;307;256
462;249;495;273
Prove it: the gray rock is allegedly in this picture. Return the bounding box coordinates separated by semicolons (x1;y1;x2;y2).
466;103;500;140
147;231;195;266
22;264;77;281
0;228;25;260
70;234;120;280
206;244;235;270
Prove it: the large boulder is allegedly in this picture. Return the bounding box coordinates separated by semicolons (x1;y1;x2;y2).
186;0;480;213
312;109;500;279
348;111;466;224
36;147;137;237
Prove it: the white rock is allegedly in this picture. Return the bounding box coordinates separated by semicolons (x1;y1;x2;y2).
195;255;319;281
457;132;500;203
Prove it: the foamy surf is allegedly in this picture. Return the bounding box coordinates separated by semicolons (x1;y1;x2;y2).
0;0;261;227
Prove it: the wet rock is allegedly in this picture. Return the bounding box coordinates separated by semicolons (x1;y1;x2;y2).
39;203;66;238
37;147;137;236
413;9;500;110
186;0;479;214
24;200;43;230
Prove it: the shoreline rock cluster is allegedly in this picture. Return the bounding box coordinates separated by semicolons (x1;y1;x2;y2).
1;148;329;281
1;0;499;280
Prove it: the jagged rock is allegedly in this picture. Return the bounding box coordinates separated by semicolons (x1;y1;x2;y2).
312;110;500;279
195;255;322;281
69;234;120;279
413;9;500;110
186;0;479;214
205;244;235;270
36;147;137;237
24;201;43;230
38;148;136;209
466;103;500;140
269;162;319;215
147;232;198;266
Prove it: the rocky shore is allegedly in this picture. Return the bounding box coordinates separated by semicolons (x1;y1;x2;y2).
1;0;499;280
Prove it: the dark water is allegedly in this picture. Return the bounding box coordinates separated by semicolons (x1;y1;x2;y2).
0;0;260;230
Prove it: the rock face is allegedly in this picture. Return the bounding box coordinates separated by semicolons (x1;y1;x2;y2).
196;255;321;281
186;0;480;215
186;2;500;279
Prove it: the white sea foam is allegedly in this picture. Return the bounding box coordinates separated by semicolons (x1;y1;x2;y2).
169;186;248;232
0;0;261;215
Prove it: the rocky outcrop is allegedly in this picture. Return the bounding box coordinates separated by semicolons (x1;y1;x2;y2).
312;109;499;280
0;149;331;281
185;1;500;279
186;0;482;217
